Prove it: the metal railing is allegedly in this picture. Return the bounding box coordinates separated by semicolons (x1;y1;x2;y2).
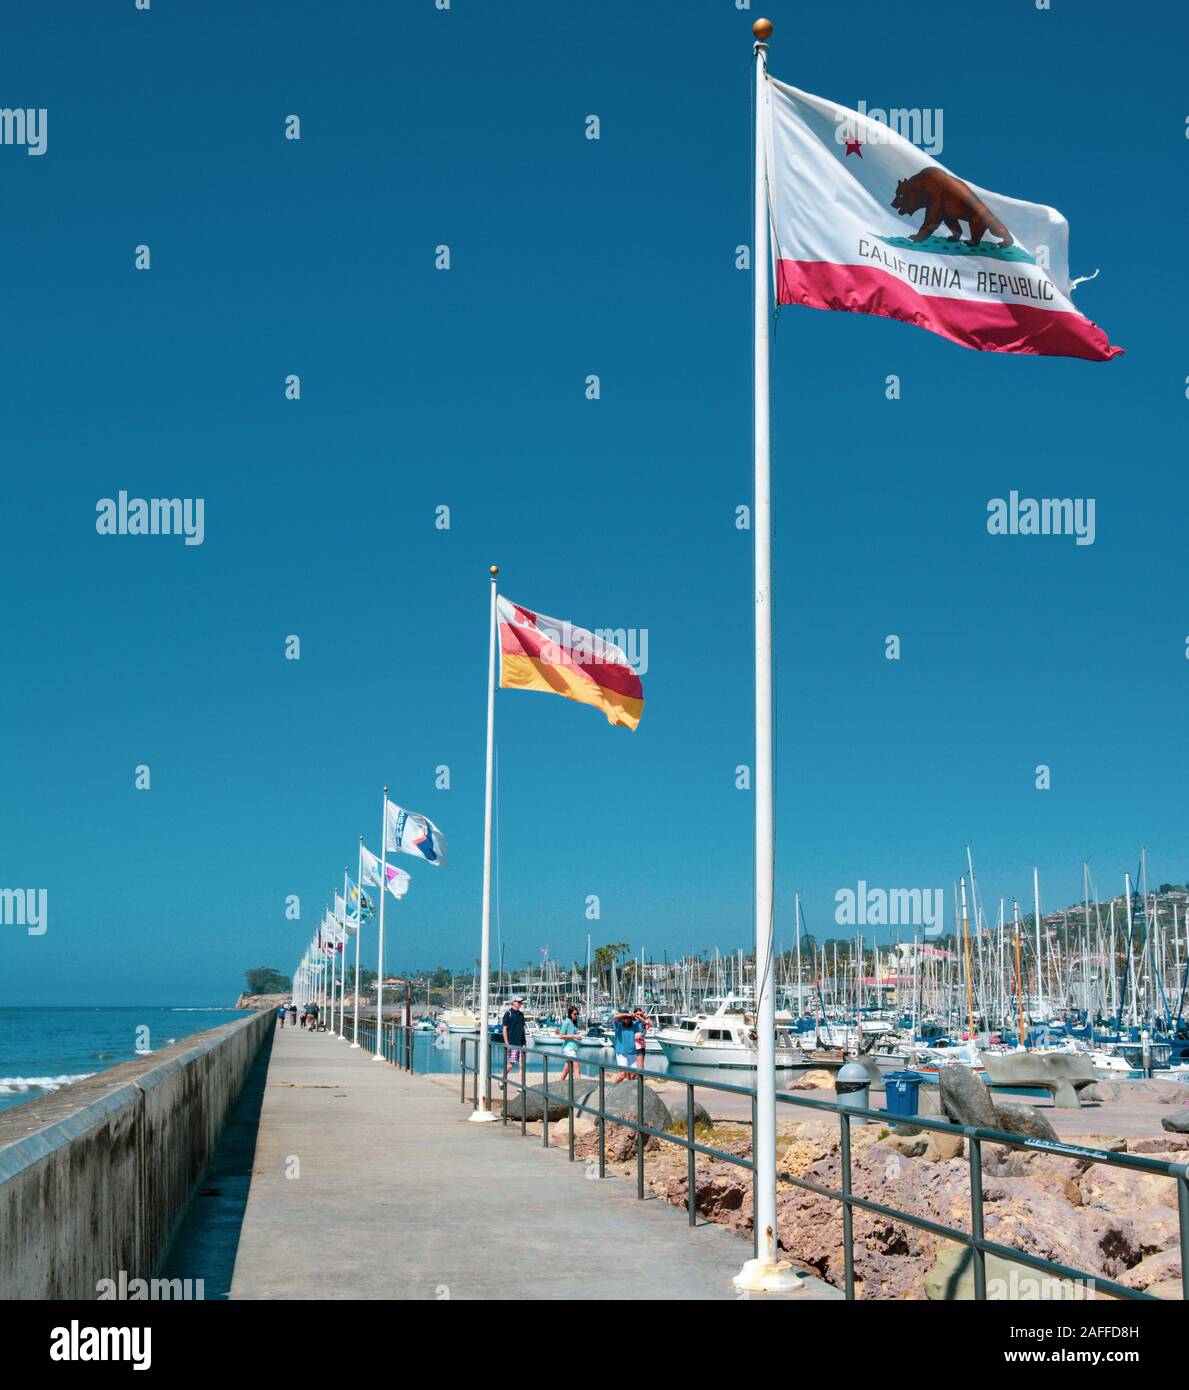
340;1017;418;1070
458;1035;1189;1302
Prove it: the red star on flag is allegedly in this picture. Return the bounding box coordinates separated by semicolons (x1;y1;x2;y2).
844;135;863;158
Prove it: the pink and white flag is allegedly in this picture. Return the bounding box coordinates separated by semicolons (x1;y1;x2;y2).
765;76;1121;361
360;844;411;901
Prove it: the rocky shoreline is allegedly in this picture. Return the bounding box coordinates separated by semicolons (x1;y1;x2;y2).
525;1068;1189;1300
234;992;290;1010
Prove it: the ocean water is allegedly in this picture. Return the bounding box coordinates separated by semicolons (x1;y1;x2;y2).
0;1006;245;1114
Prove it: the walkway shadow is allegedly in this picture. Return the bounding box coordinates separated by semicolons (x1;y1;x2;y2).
157;1027;275;1299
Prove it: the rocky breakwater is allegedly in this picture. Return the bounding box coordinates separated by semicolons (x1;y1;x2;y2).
550;1065;1189;1299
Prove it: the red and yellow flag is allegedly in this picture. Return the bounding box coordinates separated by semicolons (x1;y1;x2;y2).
497;595;643;731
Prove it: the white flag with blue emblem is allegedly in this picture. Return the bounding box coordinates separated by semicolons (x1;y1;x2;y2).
384;802;448;867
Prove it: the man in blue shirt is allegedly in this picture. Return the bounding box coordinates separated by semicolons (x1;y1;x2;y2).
502;997;528;1075
611;1008;645;1083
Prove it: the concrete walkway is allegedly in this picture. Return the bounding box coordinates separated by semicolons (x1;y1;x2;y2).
213;1026;836;1300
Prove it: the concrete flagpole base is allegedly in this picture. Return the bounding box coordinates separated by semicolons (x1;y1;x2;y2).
349;1042;361;1049
732;1258;805;1293
372;1053;386;1062
468;1108;498;1123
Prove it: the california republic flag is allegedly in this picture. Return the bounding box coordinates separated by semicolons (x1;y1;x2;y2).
765;77;1121;361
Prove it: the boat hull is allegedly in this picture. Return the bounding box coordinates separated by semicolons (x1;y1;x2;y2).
657;1040;801;1069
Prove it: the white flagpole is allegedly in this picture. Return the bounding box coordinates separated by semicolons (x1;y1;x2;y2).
374;788;388;1060
318;920;326;1027
327;898;339;1035
350;837;364;1047
735;17;801;1293
469;564;500;1122
338;868;349;1038
334;929;342;1034
323;924;330;1028
328;916;337;1032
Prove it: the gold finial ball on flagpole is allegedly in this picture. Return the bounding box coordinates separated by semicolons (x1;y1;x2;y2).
489;565;500;577
753;18;773;41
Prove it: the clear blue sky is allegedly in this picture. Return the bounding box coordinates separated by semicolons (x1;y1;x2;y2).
3;1;1185;1005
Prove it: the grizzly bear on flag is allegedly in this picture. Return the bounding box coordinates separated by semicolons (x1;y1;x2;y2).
891;167;1014;249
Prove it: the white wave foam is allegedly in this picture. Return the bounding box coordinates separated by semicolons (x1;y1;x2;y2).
0;1073;94;1094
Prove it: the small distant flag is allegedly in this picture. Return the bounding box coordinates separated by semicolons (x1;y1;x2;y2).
497;595;643;730
360;845;383;887
347;876;374;921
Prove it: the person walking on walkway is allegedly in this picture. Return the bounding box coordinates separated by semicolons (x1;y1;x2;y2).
307;1001;320;1031
278;1004;287;1030
557;1005;582;1085
502;997;527;1075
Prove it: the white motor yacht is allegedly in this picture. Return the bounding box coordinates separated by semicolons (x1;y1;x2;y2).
439;1007;479;1033
654;996;800;1068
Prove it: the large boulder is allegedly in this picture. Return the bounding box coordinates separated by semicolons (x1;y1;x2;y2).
991;1102;1060;1143
938;1065;996;1128
1161;1110;1189;1134
499;1083;575;1122
567;1081;674;1161
787;1069;835;1091
598;1079;672;1130
666;1093;712;1132
1119;1248;1182;1294
1131;1134;1189;1154
883;1129;964;1162
569;1077;672;1130
662;1160;751;1233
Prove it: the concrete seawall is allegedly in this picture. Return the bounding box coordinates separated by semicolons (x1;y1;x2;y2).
0;1010;275;1300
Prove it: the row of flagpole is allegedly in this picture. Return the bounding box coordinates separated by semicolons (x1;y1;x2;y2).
281;9;1121;1294
290;22;778;1292
292;794;447;1055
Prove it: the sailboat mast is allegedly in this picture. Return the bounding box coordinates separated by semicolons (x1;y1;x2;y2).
1033;867;1042;1022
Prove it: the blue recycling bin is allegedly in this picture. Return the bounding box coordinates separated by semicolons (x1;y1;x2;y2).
883;1070;923;1119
